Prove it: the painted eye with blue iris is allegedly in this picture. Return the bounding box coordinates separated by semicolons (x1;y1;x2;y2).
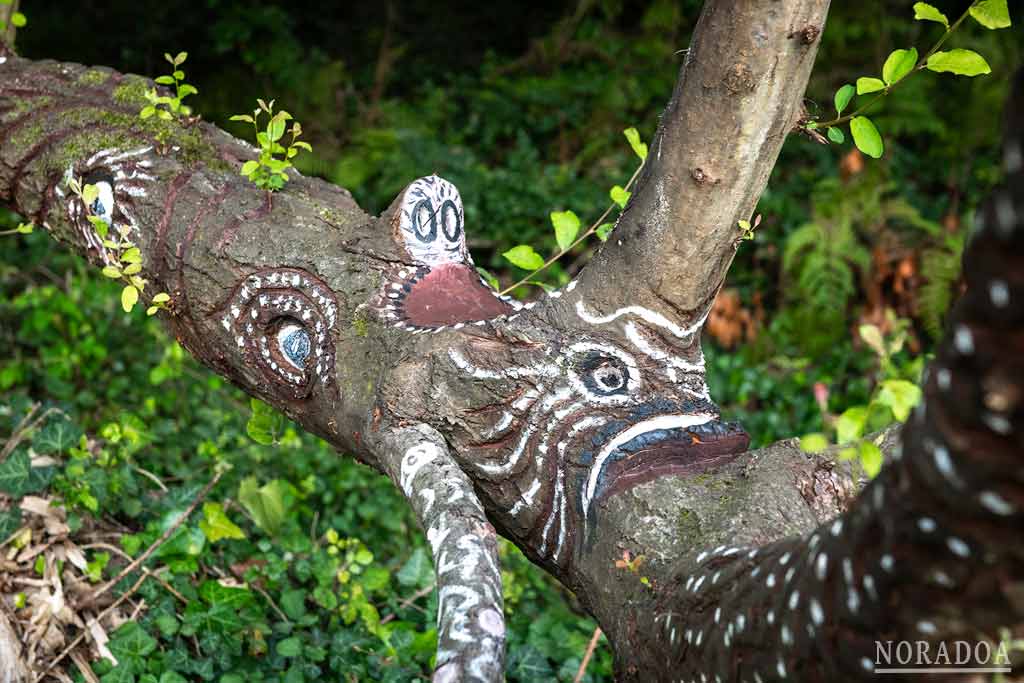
277;323;311;370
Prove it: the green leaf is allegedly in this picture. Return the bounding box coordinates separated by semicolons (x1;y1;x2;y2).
16;223;33;234
858;441;884;478
474;267;499;290
100;667;135;683
81;183;100;205
969;0;1011;29
827;127;845;144
199;502;246;543
0;452;32;495
101;266;122;279
246;398;284;445
913;2;949;27
177;84;198;97
622;127;648;160
33;417;82;454
859;324;886;357
276;636;303;658
88;216;110;237
121;285;139;313
240;160;260;177
502;245;545;271
154;76;175;85
280;589;307;620
833;84;855;115
268;116;287;143
609;185;631;209
11;11;25;27
876;379;923;422
926;49;992;77
856;77;886;95
173;51;188;66
836;406;869;444
121;247;141;264
397;547;433;588
139;106;156;120
882;48;918;85
152;292;171;303
108;622;158;663
595;223;614;241
799;433;830;453
850;116;884;158
238;477;288;536
229;114;254;123
172;70;185;81
550;210;581;251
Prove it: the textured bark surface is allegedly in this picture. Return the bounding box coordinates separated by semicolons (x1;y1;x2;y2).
2;1;1022;680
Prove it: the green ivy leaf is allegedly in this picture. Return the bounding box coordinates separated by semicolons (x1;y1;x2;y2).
882;48;918;85
108;621;158;665
0;452;32;495
33;417;82;454
609;185;631;209
550;210;581;251
502;245;545;271
238;476;288;536
276;636;303;658
912;2;949;28
836;406;869;444
969;0;1011;29
199;502;246;543
622;127;648;161
833;84;855;115
850;116;884;158
876;379;923;422
926;49;992;77
856;77;886;95
827;127;845;144
799;433;829;453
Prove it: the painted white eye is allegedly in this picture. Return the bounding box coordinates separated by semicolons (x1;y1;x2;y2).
413;200;436;242
277;324;311;369
91;181;114;225
440;199;461;244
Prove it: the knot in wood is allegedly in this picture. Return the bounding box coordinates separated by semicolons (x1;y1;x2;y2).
790;25;821;45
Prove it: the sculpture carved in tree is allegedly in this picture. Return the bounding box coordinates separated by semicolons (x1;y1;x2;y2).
1;1;1022;681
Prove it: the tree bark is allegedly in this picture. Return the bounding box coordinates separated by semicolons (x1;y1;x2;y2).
1;2;1022;681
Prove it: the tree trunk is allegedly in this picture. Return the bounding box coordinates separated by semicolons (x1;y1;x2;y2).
1;1;1022;681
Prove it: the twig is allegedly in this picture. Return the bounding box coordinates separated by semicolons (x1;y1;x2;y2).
0;402;41;462
77;470;222;610
37;569;160;681
499;163;643;295
142;567;187;604
252;583;290;624
132;466;168;492
379;582;436;625
573;626;603;683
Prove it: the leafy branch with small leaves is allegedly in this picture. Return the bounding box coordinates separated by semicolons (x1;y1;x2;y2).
139;52;198;121
806;0;1011;158
493;127;648;295
0;221;33;236
66;178;171;315
230;99;312;191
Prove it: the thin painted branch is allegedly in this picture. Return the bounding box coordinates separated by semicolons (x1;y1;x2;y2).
373;425;505;683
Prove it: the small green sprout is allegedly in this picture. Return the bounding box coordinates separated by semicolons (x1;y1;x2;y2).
230;99;312;191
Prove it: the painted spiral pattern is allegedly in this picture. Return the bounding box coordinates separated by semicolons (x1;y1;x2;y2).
219;268;338;398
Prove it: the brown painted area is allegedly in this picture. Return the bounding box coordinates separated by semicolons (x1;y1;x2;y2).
599;429;750;502
401;262;513;327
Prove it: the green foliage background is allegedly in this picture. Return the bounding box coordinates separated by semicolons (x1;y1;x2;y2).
1;1;1020;681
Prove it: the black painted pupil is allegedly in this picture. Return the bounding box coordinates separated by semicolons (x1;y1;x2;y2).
282;328;311;368
580;354;629;395
413;199;437;242
441;200;461;242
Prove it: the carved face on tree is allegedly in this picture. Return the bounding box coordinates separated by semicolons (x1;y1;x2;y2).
377;175;751;568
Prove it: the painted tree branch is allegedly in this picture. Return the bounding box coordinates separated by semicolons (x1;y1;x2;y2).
374;425;505;683
2;2;1021;680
